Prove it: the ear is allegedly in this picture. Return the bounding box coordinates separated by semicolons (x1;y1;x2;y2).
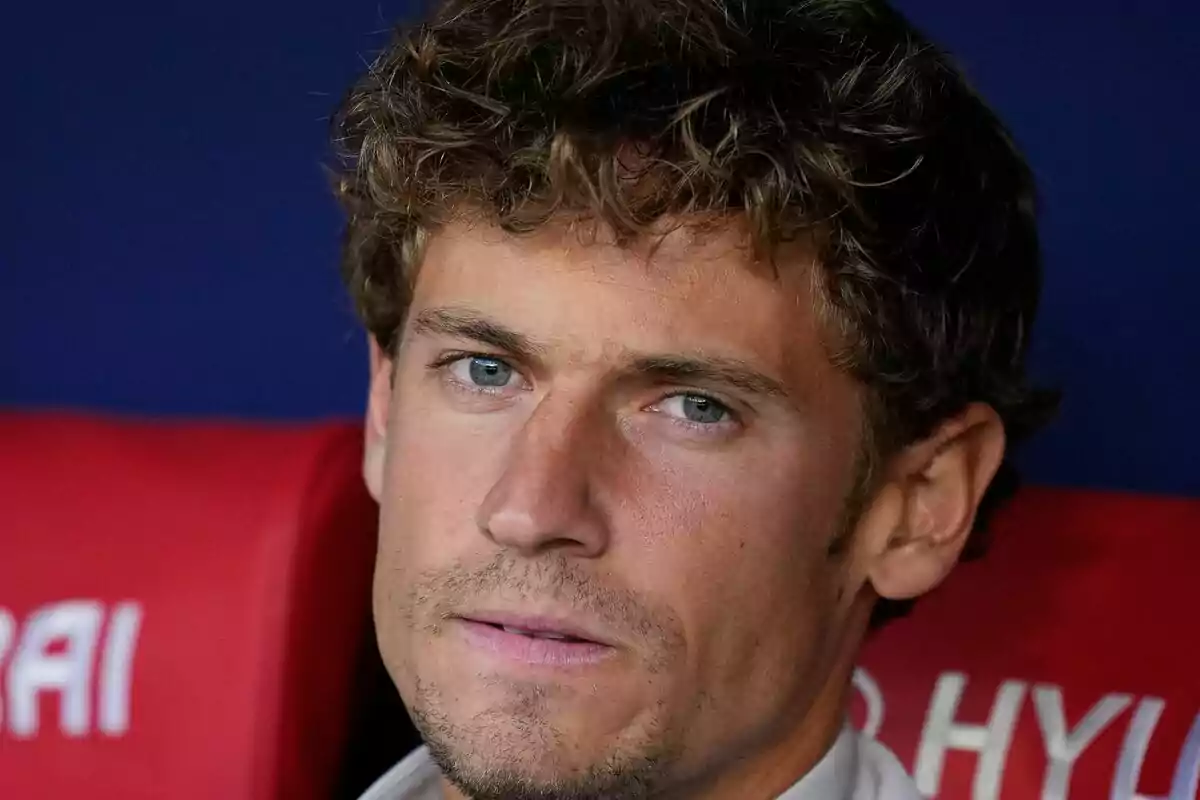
363;337;393;502
861;403;1007;602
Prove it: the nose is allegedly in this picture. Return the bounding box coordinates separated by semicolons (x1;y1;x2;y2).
475;392;610;558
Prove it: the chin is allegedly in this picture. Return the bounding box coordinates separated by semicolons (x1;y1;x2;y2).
407;674;680;800
422;719;676;800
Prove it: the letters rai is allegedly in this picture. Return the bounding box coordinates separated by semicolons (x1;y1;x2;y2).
1;600;141;737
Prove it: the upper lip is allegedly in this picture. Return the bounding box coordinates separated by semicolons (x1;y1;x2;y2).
456;611;616;647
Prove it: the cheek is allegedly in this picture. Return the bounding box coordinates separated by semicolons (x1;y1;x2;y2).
372;400;507;650
377;390;505;551
613;439;847;694
619;433;847;586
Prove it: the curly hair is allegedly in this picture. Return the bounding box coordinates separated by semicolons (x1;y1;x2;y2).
331;0;1059;626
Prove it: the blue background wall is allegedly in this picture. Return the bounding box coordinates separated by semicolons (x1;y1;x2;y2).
2;1;1197;495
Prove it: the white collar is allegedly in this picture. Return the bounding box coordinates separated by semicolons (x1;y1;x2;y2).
776;724;859;800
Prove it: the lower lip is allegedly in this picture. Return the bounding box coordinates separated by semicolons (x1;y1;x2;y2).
456;619;615;667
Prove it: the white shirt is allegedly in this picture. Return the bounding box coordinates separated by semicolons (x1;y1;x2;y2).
357;725;923;800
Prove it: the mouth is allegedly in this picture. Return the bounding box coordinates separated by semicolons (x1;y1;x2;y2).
482;623;590;642
453;613;616;667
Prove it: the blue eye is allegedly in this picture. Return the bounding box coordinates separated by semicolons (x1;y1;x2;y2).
449;355;516;388
659;394;732;424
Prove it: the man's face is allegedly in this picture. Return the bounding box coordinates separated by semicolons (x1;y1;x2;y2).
367;219;870;799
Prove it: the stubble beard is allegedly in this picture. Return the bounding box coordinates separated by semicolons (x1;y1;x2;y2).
408;674;679;800
396;553;688;800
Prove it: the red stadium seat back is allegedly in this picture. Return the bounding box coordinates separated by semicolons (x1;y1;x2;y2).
0;412;379;800
854;487;1200;800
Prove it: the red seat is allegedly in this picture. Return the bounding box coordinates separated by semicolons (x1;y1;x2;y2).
5;413;1197;799
0;412;378;800
855;487;1200;799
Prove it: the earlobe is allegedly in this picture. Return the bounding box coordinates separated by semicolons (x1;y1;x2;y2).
363;338;393;502
867;403;1007;602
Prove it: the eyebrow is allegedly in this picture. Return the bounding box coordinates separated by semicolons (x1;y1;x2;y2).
412;307;546;361
627;356;790;400
410;306;791;401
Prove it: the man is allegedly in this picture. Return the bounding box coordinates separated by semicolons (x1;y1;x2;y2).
332;1;1055;798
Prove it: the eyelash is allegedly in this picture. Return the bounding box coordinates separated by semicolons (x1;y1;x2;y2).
656;397;739;435
426;351;741;430
427;350;520;396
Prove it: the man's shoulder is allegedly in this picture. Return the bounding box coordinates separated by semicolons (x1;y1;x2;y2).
854;732;925;800
356;747;440;800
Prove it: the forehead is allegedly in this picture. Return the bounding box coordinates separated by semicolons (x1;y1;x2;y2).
411;218;838;372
